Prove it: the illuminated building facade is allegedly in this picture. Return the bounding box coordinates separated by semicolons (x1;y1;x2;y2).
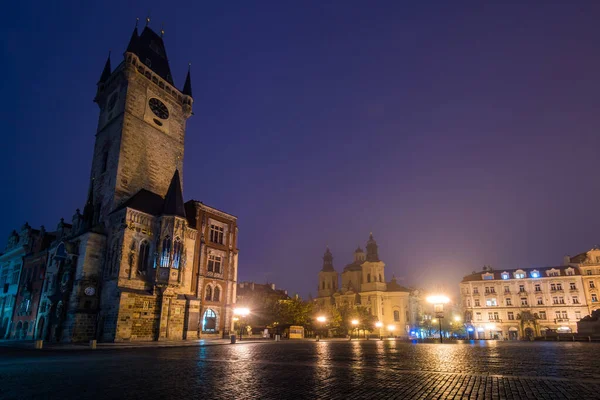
566;247;600;315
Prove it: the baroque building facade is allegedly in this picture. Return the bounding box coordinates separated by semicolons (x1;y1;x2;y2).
566;247;600;314
1;23;239;342
460;266;589;339
315;234;413;337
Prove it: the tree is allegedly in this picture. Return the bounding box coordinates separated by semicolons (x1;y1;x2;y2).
273;298;313;328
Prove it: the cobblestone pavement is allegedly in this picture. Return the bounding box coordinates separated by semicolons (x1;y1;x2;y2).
1;340;599;399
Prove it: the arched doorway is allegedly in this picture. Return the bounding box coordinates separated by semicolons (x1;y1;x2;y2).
15;321;22;340
22;321;29;339
524;327;534;340
508;327;518;340
37;317;45;339
202;309;217;333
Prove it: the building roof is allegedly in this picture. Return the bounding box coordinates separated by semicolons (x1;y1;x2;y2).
344;262;362;272
182;66;192;97
386;277;410;292
461;266;580;283
126;26;174;85
162;170;186;218
98;52;111;84
115;189;165;216
569;252;588;263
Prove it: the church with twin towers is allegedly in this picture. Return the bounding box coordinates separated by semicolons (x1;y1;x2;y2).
3;21;239;343
316;233;413;335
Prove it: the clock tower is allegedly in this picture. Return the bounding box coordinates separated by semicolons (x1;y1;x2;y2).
91;23;193;225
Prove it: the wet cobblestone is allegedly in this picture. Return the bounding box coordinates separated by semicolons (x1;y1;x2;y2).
0;341;598;399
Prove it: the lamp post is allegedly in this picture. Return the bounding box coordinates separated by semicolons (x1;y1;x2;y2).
426;295;450;343
375;321;383;340
351;319;359;340
233;307;250;341
316;316;327;341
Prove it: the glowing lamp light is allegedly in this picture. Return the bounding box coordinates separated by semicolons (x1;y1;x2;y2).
531;272;539;278
426;295;450;305
477;327;484;332
432;319;438;324
233;307;250;317
375;321;383;328
316;316;327;323
467;327;474;332
351;319;359;326
232;317;239;322
485;323;496;330
454;316;461;322
387;325;396;332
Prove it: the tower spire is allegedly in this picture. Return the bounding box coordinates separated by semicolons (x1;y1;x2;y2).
126;19;139;54
321;246;334;272
97;51;111;84
366;232;379;262
163;169;186;217
182;63;193;97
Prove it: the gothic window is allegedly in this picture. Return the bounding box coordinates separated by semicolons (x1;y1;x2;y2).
393;310;400;321
209;225;224;244
208;255;222;273
367;274;371;283
202;309;217;332
205;285;212;301
161;237;171;268
138;241;150;272
213;286;220;302
172;238;182;269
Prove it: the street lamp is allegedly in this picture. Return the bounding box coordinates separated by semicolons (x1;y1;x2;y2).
351;319;359;340
426;295;450;343
233;307;250;341
316;316;327;341
485;323;496;340
375;321;383;340
387;324;396;338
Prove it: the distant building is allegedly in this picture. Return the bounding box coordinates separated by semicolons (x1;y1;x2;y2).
315;234;412;337
566;247;600;315
460;266;589;339
236;282;290;328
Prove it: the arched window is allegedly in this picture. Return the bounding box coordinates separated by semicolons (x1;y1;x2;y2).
379;274;382;282
213;286;220;302
160;236;171;268
393;310;400;321
205;285;212;301
202;309;217;332
172;238;182;269
367;274;371;283
322;281;325;290
138;241;150;272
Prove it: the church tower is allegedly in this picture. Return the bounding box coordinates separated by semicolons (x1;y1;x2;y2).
361;233;386;291
90;21;193;225
318;247;338;299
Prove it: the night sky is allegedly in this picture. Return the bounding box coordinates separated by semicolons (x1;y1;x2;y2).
2;1;600;299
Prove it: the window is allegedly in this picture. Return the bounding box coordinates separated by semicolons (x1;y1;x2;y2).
138;241;150;272
572;296;579;304
534;284;541;292
205;285;212;301
587;270;592;275
172;238;182;269
504;286;510;294
566;269;574;276
379;274;382;282
367;274;371;283
485;299;497;307
505;298;512;306
570;282;577;291
483;274;493;280
561;311;568;319
101;151;108;173
515;273;525;279
538;311;546;320
552;297;564;304
485;287;490;294
521;298;528;306
160;237;171;268
207;255;222;274
530;270;540;278
473;288;479;295
592;294;598;302
209;225;224;245
556;283;563;291
537;297;543;305
507;312;514;320
550;283;557;291
548;271;559;277
202;309;216;332
474;299;480;307
519;285;525;293
555;311;561;319
475;312;482;321
393;310;400;321
575;311;581;320
213;286;220;302
501;273;509;280
467;299;471;307
590;280;596;289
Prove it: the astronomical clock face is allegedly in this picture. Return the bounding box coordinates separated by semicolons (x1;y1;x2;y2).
84;286;96;296
149;98;169;120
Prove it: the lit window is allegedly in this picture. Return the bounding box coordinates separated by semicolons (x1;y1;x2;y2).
209;225;224;244
172;238;182;269
501;273;509;280
207;255;222;274
202;309;217;332
160;236;171;268
485;299;497;307
530;271;539;278
515;273;525;279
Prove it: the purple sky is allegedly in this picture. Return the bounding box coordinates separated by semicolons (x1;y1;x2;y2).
2;1;600;299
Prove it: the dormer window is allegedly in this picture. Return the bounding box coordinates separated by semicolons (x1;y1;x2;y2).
565;268;575;276
482;272;494;280
546;268;560;277
514;270;526;279
501;272;510;280
530;270;540;278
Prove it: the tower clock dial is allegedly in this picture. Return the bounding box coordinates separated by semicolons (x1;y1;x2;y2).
149;98;169;120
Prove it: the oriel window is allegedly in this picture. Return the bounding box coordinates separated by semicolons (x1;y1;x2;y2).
209;224;224;245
